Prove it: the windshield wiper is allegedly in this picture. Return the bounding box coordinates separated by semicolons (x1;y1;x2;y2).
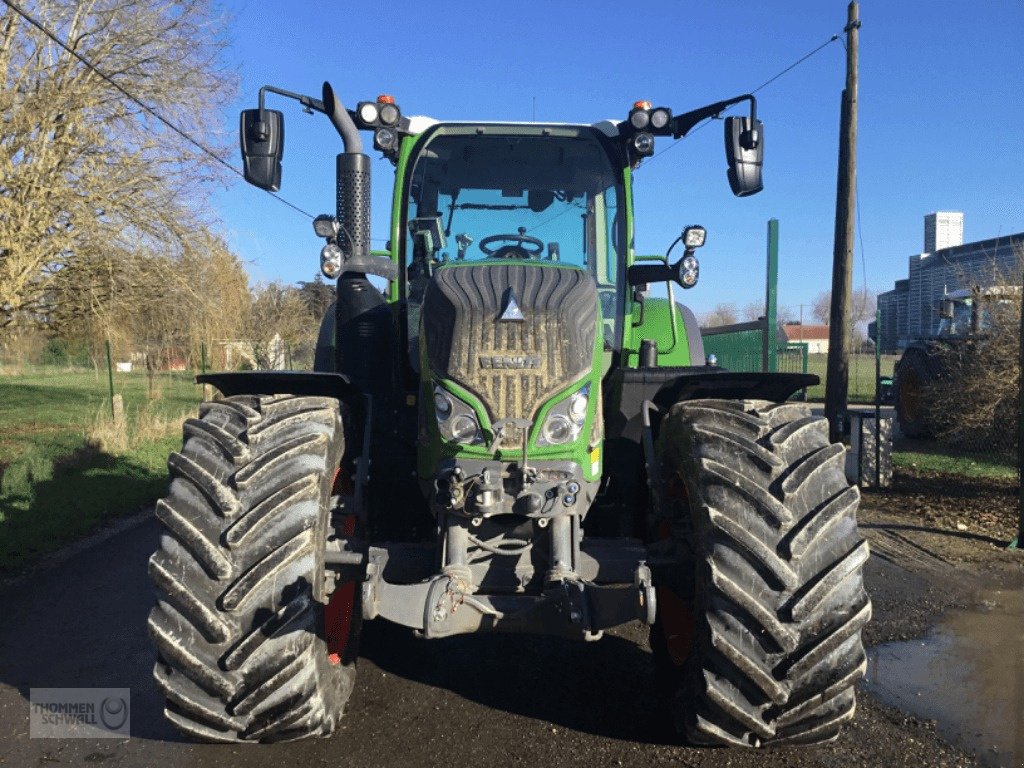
453;203;529;211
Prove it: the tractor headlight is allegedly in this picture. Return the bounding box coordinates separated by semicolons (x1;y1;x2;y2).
632;132;655;156
433;387;453;421
374;127;398;152
449;414;480;443
538;384;590;446
321;242;344;278
679;254;699;288
569;390;588;422
542;414;575;445
433;385;483;445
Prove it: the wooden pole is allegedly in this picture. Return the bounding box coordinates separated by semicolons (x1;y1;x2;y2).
825;0;860;443
1012;269;1024;549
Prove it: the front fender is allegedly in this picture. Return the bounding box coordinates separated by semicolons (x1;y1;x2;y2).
197;371;367;448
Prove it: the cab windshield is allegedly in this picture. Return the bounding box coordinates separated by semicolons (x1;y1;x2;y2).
404;126;625;361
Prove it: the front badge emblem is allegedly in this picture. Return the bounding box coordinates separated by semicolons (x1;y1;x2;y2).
499;288;525;322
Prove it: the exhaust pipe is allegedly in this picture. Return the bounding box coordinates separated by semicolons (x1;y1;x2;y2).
323;81;370;263
322;81;363;154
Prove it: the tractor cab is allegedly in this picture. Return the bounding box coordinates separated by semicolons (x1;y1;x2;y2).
934;286;1020;338
401;124;627;367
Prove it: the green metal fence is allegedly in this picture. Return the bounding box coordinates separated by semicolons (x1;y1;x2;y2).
702;321;766;372
697;220;810;397
702;331;808;375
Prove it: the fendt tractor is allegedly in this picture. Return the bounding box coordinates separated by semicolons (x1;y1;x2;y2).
147;81;871;748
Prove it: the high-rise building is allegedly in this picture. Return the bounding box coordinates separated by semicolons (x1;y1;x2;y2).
924;211;964;253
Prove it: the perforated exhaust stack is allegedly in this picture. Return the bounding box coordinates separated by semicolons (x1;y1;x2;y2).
322;82;370;263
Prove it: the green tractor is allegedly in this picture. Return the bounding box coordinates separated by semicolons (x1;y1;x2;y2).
147;81;870;747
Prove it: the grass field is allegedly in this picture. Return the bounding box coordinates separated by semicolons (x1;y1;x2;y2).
802;353;897;403
0;367;201;573
892;450;1017;480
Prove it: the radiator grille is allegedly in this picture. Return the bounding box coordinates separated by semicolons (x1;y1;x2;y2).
422;264;597;424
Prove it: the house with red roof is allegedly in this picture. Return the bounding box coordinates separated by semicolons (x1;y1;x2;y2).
780;324;830;354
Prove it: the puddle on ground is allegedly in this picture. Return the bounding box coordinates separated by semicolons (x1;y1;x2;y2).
864;587;1024;768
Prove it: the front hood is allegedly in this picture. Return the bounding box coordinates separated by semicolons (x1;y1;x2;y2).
421;263;598;423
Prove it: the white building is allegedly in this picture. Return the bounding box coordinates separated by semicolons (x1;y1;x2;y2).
924;211;964;253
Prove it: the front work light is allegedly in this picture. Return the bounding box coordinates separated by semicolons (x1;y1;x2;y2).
357;101;379;125
650;107;671;130
356;96;402;131
312;214;339;239
683;226;707;249
379;102;400;125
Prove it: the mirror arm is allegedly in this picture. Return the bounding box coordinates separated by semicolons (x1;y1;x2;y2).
258;85;331;116
627;263;674;286
671;93;757;139
255;84;361;142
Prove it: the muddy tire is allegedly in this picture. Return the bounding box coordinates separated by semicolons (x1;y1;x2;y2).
894;349;934;438
147;394;358;743
654;399;871;747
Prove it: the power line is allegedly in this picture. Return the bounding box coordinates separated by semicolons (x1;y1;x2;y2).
648;33;842;163
1;0;315;219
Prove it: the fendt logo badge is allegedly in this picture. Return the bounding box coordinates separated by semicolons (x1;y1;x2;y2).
499;288;525;322
479;355;540;369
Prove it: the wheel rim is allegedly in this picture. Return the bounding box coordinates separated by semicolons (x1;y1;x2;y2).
324;470;358;666
658;476;695;665
657;587;695;665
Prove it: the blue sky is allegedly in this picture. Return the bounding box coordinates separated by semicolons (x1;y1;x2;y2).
212;0;1024;318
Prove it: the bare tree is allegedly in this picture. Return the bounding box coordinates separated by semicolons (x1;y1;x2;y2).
811;291;832;325
741;301;763;322
246;281;319;369
44;231;250;374
0;0;236;327
702;303;739;328
811;288;876;331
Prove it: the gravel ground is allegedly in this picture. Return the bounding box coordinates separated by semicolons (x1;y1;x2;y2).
0;469;1019;767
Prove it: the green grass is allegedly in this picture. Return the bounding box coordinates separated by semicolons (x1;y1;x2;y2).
0;367;201;573
893;449;1017;481
803;353;897;403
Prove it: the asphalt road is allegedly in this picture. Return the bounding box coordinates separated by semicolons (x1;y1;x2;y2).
0;515;991;767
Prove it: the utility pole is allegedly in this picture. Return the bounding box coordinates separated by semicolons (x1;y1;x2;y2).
825;0;860;443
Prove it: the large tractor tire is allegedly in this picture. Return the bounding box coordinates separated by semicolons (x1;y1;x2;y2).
893;348;934;438
654;399;871;747
147;394;360;743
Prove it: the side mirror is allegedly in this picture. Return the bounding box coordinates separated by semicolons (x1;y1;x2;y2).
725;116;763;197
240;109;284;191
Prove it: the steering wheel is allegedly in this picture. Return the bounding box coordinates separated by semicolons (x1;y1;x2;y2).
479;229;544;259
